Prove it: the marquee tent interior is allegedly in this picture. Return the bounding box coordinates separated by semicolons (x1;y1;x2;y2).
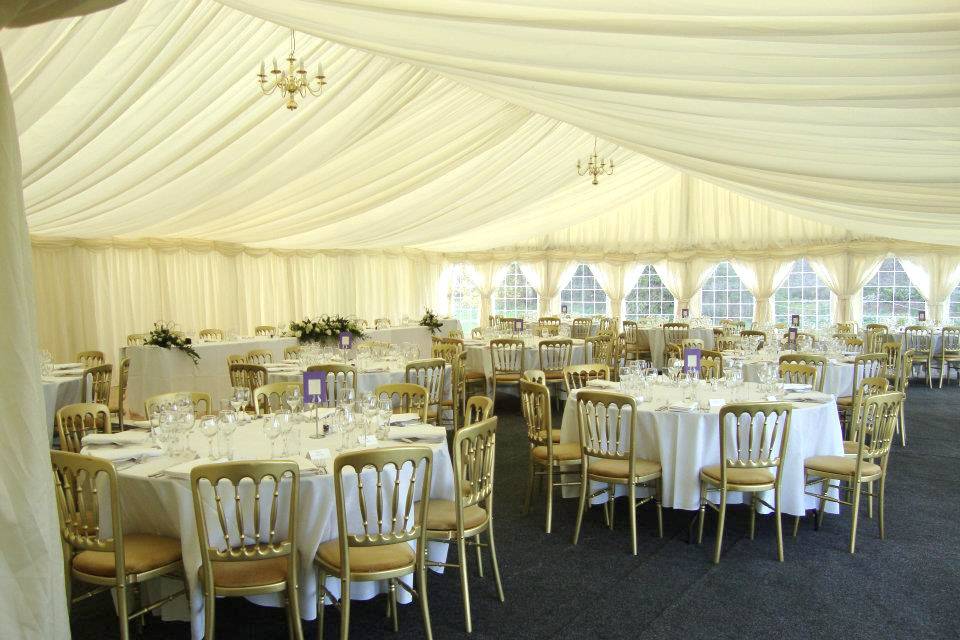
1;1;958;639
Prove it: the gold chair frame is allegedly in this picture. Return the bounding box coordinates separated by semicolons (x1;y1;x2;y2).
57;403;111;453
405;358;446;425
304;364;358;408
145;392;213;418
199;328;224;342
82;363;113;405
464;395;493;427
489;339;524;411
254;382;303;415
375;383;429;423
77;350;106;368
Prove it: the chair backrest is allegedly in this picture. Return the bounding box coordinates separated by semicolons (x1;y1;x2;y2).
598;317;617;334
522;369;546;384
432;342;460;366
464;395;493;427
563;364;610;391
449;329;464;339
126;334;145;346
228;364;267;409
305;364;358;407
405;358;445;405
496;317;516;333
849;392;904;464
191;461;298;585
778;362;818;387
538;339;573;373
246;349;274;365
836;322;857;334
199;328;223;342
716;403;793;484
489;339;524;375
227;354;246;366
778;353;827;391
584;335;612;365
680;338;704;350
622;320;639;344
76;350;105;368
284;345;301;360
863;328;888;354
451;417;497;516
852;353;886;394
51;451;122;562
57;403;111;452
903;325;932;352
520;380;551;449
254;382;302;415
662;322;689;345
332;447;432;563
849;375;891;436
897;349;915;392
571;318;592;339
716;336;741;351
116;357;130;423
721;319;745;334
374;317;392;329
468;327;482;340
82;364;113;405
253;325;276;337
701;349;723;380
375;383;429;422
145;392;213;418
575;391;635;465
865;323;888;334
740;330;766;348
538;317;561;337
941;326;960;353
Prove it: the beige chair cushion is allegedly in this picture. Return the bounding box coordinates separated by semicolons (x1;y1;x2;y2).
425;499;488;531
804;455;881;478
701;465;775;486
550;429;562;443
493;373;521;382
316;540;414;573
464;370;486;381
588;458;661;480
836;395;853;407
543;370;564;380
843;440;861;455
73;533;181;577
532;443;581;461
205;556;289;588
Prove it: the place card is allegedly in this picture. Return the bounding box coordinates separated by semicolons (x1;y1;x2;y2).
683;347;701;374
338;331;354;350
303;371;327;404
513;318;524;332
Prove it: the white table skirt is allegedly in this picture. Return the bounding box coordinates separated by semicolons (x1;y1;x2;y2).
41;374;84;440
268;362;453;401
123;338;298;416
645;327;717;369
558;382;843;516
91;420;453;639
733;355;855;397
463;338;587;380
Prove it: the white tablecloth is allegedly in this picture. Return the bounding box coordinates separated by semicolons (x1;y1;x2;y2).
645;326;717;368
41;372;84;440
558;381;843;516
364;319;463;359
267;360;453;401
731;354;855;397
122;338;298;416
463;338;587;379
85;418;453;639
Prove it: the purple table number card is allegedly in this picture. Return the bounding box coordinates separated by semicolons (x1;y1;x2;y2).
788;327;798;350
791;314;800;328
683;347;701;375
338;331;354;350
513;318;524;333
681;308;689;319
561;304;569;314
303;370;328;404
918;309;926;322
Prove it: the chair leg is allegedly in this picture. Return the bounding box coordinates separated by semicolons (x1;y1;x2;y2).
545;462;554;534
523;459;535;515
572;466;588;545
339;578;351;640
316;571;326;640
815;480;828;531
748;493;757;540
878;474;887;540
628;483;637;556
655;478;663;539
899;406;907;447
697;481;707;544
475;532;484;578
792;514;801;538
456;536;473;633
607;485;616;530
849;479;861;554
487;521;505;603
867;480;874;519
417;564;433;640
204;590;216;640
117;584;130;640
713;489;728;564
774;487;784;562
388;579;399;632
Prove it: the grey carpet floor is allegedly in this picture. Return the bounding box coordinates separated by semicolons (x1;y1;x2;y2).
71;383;960;639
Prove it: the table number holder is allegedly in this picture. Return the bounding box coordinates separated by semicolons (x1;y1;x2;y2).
304;371;327;438
787;327;798;351
918;309;926;322
790;314;800;328
681;308;689;319
683;347;701;376
561;304;569;315
513;318;524;334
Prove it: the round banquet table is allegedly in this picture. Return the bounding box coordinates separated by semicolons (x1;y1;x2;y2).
727;352;855;397
558;381;843;516
42;363;85;441
644;326;717;369
80;416;453;640
265;359;453;400
463;337;587;380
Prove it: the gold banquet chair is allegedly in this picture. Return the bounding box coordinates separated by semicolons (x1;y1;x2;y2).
489;338;524;410
793;392;904;553
562;363;610;392
538;338;573;407
570;317;593;339
697;403;793;564
778;353;827;392
199;328;224;342
76;350;106;368
305;364;358;408
126;334;146;347
520;380;581;533
228;363;268;411
938;326;960;387
254;382;303;415
464;395;494;427
109;357;130;429
191;461;303;640
82;363;113;405
254;325;277;337
425;417;503;633
903;325;933;388
52;451;187;640
246;348;274;365
572;391;663;555
375;383;429;423
57;403;111;453
284;345;302;361
316;447;434;640
405;358;445;425
584;335;613;367
144;392;213;418
700;350;723;381
778;362;818;387
837;353;885;434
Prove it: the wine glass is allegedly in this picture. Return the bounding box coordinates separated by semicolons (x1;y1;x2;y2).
378;398;393;438
264;415;282;458
199;416;219;458
230;386;246;414
667;358;683;386
276;411;295;456
217;410;237;459
284;387;303;416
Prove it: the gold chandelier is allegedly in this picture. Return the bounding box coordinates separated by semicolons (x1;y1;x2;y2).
577;136;615;185
257;29;326;111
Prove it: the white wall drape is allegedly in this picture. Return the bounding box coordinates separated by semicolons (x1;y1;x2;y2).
464;261;508;327
591;262;628;320
900;255;960;324
731;258;795;325
653;259;715;319
808;254;884;324
521;259;577;316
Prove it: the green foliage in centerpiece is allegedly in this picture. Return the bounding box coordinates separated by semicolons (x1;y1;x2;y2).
289;315;367;344
145;321;200;363
419;309;444;334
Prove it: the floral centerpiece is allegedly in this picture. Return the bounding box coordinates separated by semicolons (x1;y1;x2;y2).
289;314;367;345
419;309;444;334
145;321;200;363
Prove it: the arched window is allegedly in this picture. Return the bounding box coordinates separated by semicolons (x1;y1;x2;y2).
949;284;960;324
446;264;481;332
774;258;832;328
493;262;538;318
861;257;926;325
700;261;754;322
559;264;608;316
624;265;675;320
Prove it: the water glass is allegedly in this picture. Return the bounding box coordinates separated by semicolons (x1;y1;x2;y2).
217;410;238;459
199;416;219;458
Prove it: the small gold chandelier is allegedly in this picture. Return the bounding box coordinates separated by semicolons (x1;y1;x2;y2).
577;136;614;185
258;29;326;111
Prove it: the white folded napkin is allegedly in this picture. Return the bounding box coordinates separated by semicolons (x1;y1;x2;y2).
80;445;162;463
361;366;389;373
389;413;421;425
54;362;83;369
782;382;812;392
788;391;834;403
585;379;619;389
391;425;447;442
120;419;153;429
82;431;150;446
667;402;697;412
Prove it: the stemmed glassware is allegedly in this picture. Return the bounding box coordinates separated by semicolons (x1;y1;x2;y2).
199;416;219;458
216;410;237;459
361;395;378;445
264;415;283;458
667;358;683;386
284;387;303;420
